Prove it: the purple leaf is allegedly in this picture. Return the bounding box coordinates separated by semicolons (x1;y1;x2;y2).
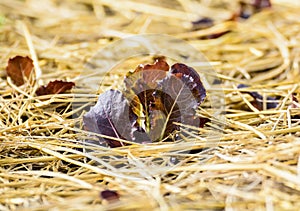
170;63;206;105
83;90;140;147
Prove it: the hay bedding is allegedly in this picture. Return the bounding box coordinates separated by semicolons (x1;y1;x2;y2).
0;0;300;210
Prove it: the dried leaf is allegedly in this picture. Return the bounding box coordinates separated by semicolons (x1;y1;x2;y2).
253;0;272;10
238;84;278;110
100;190;119;202
6;56;34;86
199;117;210;128
192;17;214;30
290;94;299;109
36;80;75;96
199;31;230;40
289;94;300;119
238;0;271;19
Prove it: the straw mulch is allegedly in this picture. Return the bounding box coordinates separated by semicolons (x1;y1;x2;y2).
1;0;300;210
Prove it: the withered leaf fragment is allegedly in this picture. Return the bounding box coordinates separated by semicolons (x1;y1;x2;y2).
199;31;230;40
238;0;271;19
192;17;214;30
253;0;271;10
289;94;300;119
291;94;299;109
6;56;34;86
191;17;230;39
100;190;119;202
36;80;75;96
238;84;278;110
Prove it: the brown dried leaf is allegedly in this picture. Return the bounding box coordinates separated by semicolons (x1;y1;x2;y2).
238;84;278;110
289;94;300;119
36;80;75;96
192;17;214;30
199;31;230;40
238;0;272;19
253;0;272;10
6;56;34;86
100;190;119;202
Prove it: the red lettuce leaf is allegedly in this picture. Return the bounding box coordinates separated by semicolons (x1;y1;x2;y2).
124;59;170;140
170;63;206;105
152;63;207;139
84;60;207;147
124;59;169;93
83;89;149;147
